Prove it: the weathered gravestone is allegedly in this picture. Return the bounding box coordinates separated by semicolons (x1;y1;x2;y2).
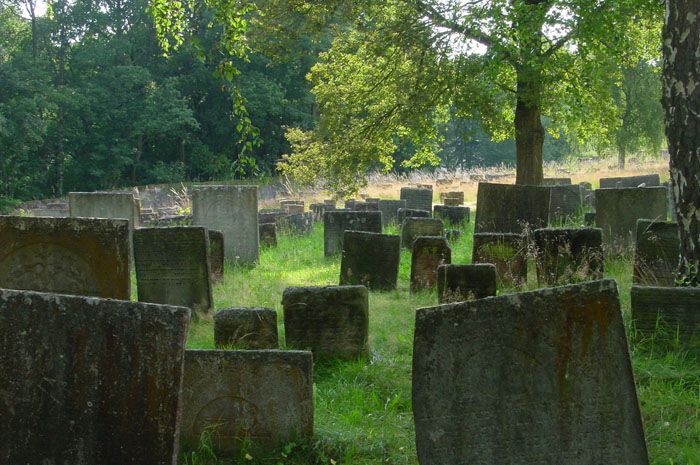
69;191;140;228
378;199;407;226
180;350;313;456
474;183;550;233
412;279;649;465
631;285;700;346
397;207;431;225
445;229;461;243
192;185;259;264
400;187;433;212
284;204;305;214
0;216;130;299
472;232;527;286
410;236;452;292
208;229;224;282
310;203;338;221
548;184;582;223
443;197;462;206
282;285;369;359
259;222;277;248
280;200;304;210
340;231;401;291
0;288;191;465
433;205;470;226
533;227;604;286
437;263;497;303
214;307;279;349
258;209;286;225
133;227;213;313
595;187;668;251
542;177;572;186
439;191;465;204
599;173;660;188
633;220;680;286
401;217;444;249
323;211;382;256
278;212;314;235
344;199;357;210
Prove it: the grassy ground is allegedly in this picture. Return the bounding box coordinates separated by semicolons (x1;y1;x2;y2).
181;218;699;465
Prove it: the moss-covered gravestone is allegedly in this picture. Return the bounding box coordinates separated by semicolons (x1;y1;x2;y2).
340;231;401;291
472;232;527;286
533;227;604;286
633;220;680;286
214;307;279;349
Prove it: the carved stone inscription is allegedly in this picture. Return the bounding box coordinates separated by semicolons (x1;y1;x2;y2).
412;279;649;465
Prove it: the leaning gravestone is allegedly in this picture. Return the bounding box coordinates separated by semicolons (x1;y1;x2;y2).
599;174;660;188
595;187;668;251
208;229;224;282
180;350;313;456
192;185;259;264
259;222;277;248
133;227;213;313
0;288;190;465
0;216;130;299
214;307;279;349
472;232;527;286
633;220;680;286
410;236;452;292
323;211;382;256
413;279;649;465
397;207;432;224
631;285;700;346
533;227;604;286
282;285;369;359
340;231;401;291
474;183;550;233
378;199;407;226
401;217;444;249
549;184;583;223
437;263;497;303
433;205;470;226
400;187;433;212
69;191;140;229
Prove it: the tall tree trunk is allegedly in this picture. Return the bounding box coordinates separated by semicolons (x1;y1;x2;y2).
514;74;545;186
662;0;700;285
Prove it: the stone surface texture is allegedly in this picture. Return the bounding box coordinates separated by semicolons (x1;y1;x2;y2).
436;263;497;303
548;185;583;222
323;211;382;256
214;307;279;349
410;236;452;292
633;220;680;286
401;217;444;249
397;208;432;225
340;231;401;290
474;183;551;234
378;199;407;226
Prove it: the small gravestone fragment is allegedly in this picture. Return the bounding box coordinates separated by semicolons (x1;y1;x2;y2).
208;229;224;282
282;285;369;360
378;199;407;226
533;227;604;285
413;279;649;465
433;205;470;226
0;216;131;299
600;174;660;188
474;182;550;233
180;350;313;456
400;187;433;212
340;231;401;290
323;211;382;256
401;217;444;249
397;207;432;224
259;222;277;248
633;220;680;286
0;288;190;465
411;236;451;292
214;307;278;349
472;232;527;286
631;285;700;346
134;227;213;313
437;263;497;303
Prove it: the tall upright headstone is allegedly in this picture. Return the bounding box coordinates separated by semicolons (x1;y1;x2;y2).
69;191;140;229
548;184;583;223
208;229;225;282
533;227;604;285
0;216;130;299
631;285;700;345
192;185;259;264
599;174;660;188
401;217;444;249
633;220;680;286
133;227;213;313
323;211;382;256
340;231;401;291
0;288;190;465
400;187;433;212
410;236;451;292
474;183;550;233
413;280;649;465
472;232;527;286
180;350;313;456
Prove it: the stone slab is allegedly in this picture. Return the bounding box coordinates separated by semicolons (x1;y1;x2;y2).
437;263;497;303
323;211;382;256
259;222;277;248
340;231;401;291
472;232;527;286
208;229;224;282
410;236;451;292
400;187;433;212
214;307;279;349
533;227;604;286
69;191;140;228
378;199;407;226
433;205;470;226
401;217;444;249
631;285;700;346
549;184;582;222
474;183;550;234
599;174;660;188
633;220;680;286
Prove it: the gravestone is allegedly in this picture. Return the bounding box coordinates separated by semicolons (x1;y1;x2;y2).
633;220;680;286
410;236;452;292
192;185;259;264
214;307;279;349
340;231;401;290
472;232;527;286
378;199;407;226
443;197;462;206
323;211;382;256
397;207;432;224
0;288;190;465
439;191;464;204
310;203;338;221
436;263;497;303
354;201;380;212
259;222;277;248
280;200;304;209
69;191;140;229
584;212;596;226
595;187;668;251
278;212;314;235
282;285;369;359
258;209;286;225
549;184;582;223
401;217;444;249
445;229;461;243
474;183;550;233
599;174;660;188
208;229;224;282
344;199;357;210
180;350;313;456
413;279;649;465
285;204;305;214
433;205;470;226
631;285;700;345
0;216;130;299
400;187;433;212
542;177;572;186
533;227;604;286
133;227;213;313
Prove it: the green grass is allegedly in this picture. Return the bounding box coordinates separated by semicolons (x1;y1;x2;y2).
182;221;700;465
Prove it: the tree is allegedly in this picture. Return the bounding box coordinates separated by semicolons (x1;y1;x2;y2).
662;0;700;285
273;0;659;193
